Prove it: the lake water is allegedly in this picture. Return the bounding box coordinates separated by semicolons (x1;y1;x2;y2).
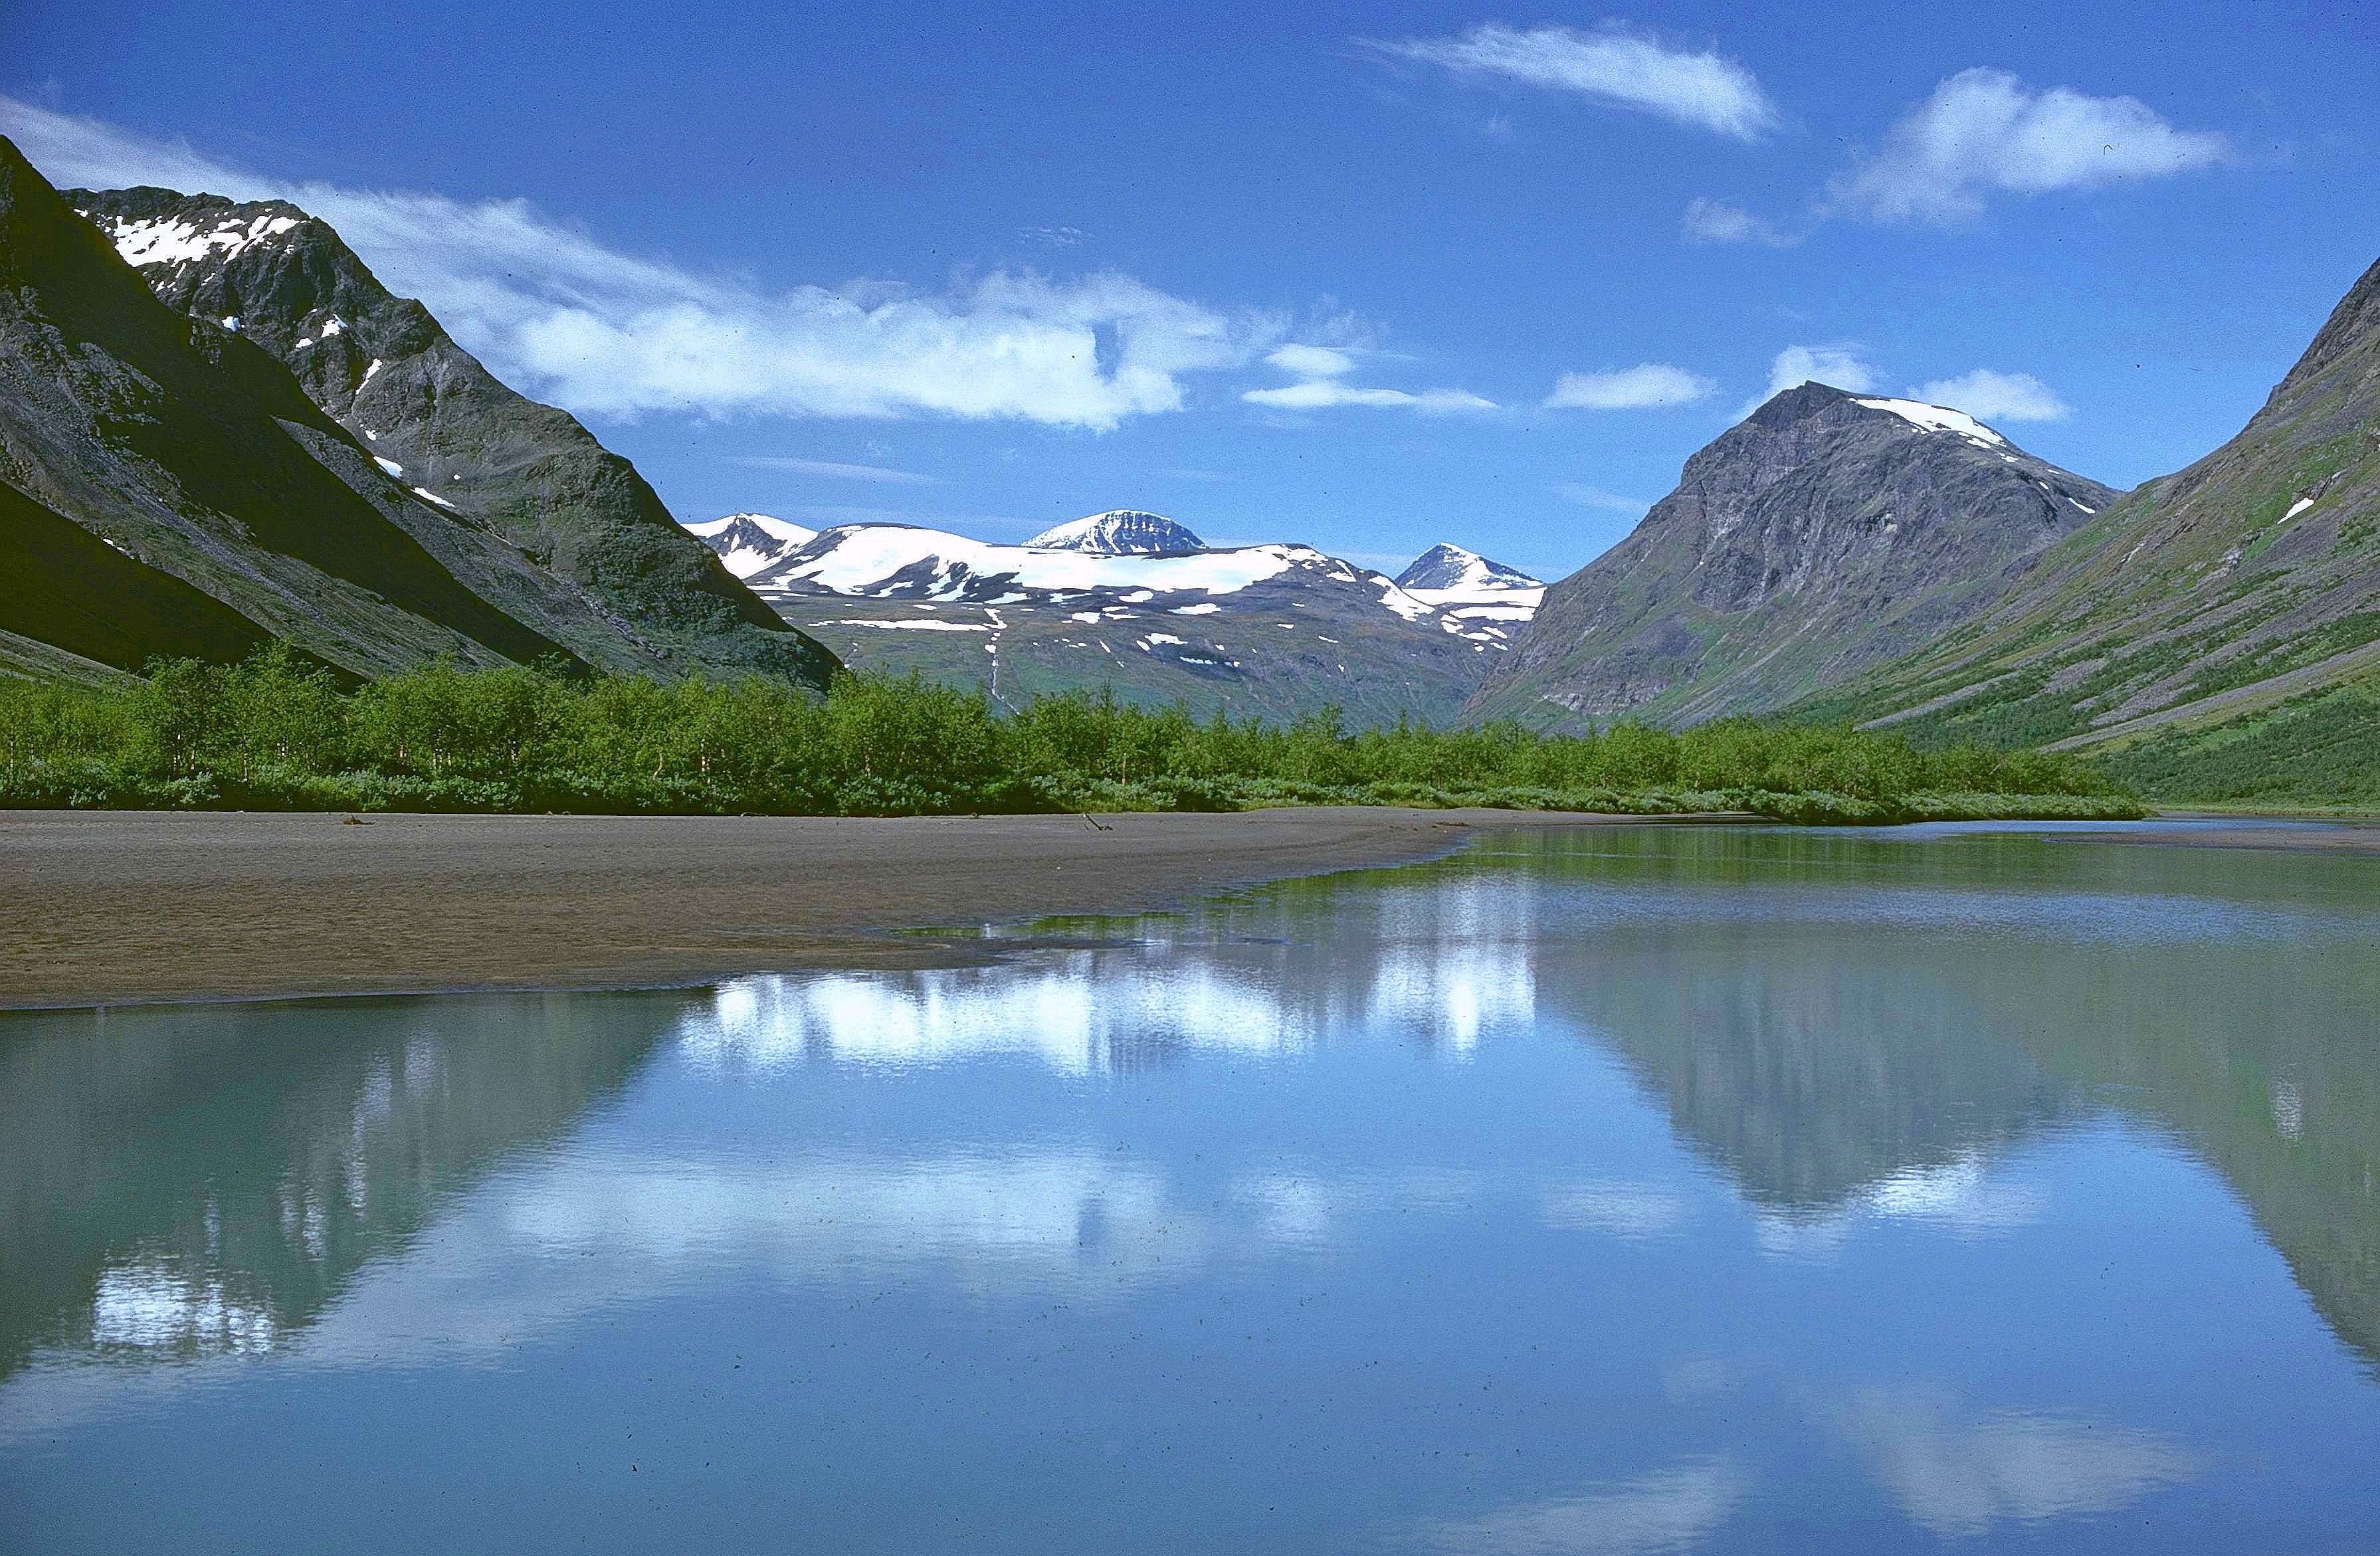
5;822;2379;1553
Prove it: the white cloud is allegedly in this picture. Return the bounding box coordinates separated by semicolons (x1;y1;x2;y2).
1246;343;1494;413
1680;195;1801;247
1243;381;1495;413
1;96;1276;432
1545;363;1716;410
1264;343;1358;378
1909;369;2071;423
1743;343;1880;415
1372;21;1778;140
728;457;941;484
1020;224;1084;246
1554;484;1650;515
1825;68;2231;226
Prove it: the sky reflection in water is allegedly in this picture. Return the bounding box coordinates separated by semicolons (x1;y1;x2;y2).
3;823;2377;1553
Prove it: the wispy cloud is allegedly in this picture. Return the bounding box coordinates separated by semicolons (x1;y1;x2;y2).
1823;68;2231;227
1369;21;1779;141
1680;195;1801;247
1554;484;1650;515
1244;381;1495;413
728;457;942;484
1264;343;1359;379
1545;363;1716;411
1743;343;1880;415
1;96;1279;432
1244;341;1494;414
1020;224;1085;246
1910;369;2070;422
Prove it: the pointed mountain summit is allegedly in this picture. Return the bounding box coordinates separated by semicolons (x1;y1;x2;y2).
1800;252;2380;801
1469;382;2120;726
67;181;833;686
1025;510;1205;554
1396;543;1541;594
683;514;820;578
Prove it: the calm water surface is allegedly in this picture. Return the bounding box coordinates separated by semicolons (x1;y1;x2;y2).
5;823;2379;1553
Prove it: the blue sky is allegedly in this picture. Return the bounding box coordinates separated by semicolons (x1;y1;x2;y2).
6;1;2374;579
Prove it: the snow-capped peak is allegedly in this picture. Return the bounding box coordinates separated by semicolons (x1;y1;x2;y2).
684;512;819;579
1395;543;1540;594
1025;510;1207;555
1852;397;2010;449
1392;543;1545;625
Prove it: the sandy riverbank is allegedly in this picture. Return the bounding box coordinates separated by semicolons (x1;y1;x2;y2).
0;807;1713;1009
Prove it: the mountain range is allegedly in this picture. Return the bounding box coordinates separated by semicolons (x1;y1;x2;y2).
0;134;834;688
687;509;1545;725
6;121;2375;802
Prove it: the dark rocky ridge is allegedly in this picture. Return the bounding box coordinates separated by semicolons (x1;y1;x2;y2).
1469;384;2120;726
68;182;834;688
0;134;581;676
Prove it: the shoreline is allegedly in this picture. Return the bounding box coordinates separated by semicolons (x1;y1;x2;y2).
0;807;1734;1012
5;807;2371;1013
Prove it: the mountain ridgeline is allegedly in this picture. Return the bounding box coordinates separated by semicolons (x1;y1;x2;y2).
690;510;1548;727
65;180;835;686
1471;386;2120;728
1785;256;2380;805
1475;250;2380;804
0;132;833;689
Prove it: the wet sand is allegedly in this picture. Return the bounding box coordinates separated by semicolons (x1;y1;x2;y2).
0;807;1707;1009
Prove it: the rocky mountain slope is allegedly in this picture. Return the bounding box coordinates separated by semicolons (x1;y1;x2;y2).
58;176;833;687
692;512;1543;724
1791;254;2380;803
0;135;587;680
1468;385;2120;727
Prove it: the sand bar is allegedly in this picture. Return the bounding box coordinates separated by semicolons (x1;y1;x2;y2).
0;807;1704;1009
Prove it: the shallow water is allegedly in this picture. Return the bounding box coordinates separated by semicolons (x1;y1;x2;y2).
5;822;2378;1553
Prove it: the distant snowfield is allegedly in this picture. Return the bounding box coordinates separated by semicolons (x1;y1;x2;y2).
779;524;1322;598
684;512;1549;650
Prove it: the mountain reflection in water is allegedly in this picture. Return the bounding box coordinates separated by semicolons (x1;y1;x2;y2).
2;823;2375;1554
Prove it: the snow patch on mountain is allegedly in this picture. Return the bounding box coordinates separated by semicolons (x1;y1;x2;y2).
84;210;303;272
1852;397;2009;448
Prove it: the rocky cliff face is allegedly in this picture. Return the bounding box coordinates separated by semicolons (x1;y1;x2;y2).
67;183;834;687
1470;383;2118;726
1791;254;2380;802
